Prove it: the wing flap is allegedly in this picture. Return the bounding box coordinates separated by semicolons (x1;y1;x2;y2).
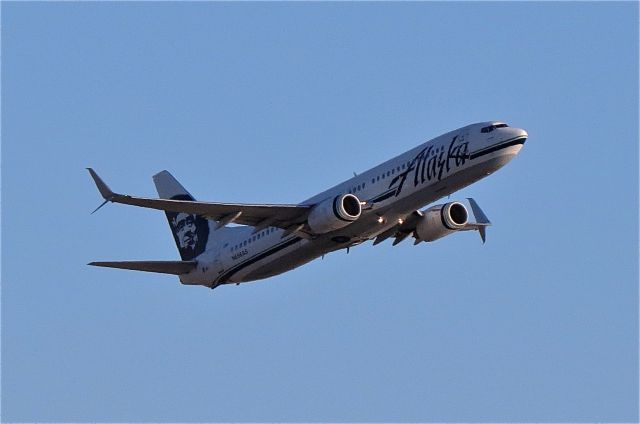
89;260;197;275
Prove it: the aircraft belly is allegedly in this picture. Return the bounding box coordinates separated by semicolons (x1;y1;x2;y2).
226;239;326;283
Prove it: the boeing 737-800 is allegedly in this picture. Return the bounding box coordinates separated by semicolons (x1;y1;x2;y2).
88;121;528;289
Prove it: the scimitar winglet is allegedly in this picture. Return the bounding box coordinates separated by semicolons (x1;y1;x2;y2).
467;197;491;244
87;168;115;214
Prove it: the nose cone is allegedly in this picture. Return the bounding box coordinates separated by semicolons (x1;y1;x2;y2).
514;127;528;141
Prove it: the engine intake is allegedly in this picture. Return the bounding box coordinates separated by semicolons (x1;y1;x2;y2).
308;194;362;234
415;202;468;242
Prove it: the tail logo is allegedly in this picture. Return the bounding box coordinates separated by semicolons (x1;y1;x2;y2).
167;195;210;260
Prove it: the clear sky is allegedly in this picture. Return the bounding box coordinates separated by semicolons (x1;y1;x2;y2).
2;2;638;422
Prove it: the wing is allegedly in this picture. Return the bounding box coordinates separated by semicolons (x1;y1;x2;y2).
373;198;492;246
87;168;311;231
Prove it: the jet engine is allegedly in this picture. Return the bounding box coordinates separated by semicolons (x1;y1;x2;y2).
307;194;362;234
415;201;468;242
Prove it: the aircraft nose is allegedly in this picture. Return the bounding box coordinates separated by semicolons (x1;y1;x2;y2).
515;128;528;141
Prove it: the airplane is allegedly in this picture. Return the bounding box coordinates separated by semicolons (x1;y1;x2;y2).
88;121;528;289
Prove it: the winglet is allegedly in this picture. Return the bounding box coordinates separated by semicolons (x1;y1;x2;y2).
87;168;116;213
478;226;487;244
466;198;491;244
87;168;115;199
467;198;491;225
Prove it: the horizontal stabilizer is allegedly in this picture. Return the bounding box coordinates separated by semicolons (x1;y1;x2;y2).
88;260;197;275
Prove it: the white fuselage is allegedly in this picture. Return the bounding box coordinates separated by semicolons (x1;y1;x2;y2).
180;121;528;287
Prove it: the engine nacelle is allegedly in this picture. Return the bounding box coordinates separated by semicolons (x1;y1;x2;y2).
415;201;468;242
307;194;362;234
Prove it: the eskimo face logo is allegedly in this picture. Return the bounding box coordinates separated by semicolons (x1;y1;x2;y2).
172;213;199;250
166;195;210;260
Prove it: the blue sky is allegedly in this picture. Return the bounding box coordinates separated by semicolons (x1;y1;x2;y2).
2;2;638;422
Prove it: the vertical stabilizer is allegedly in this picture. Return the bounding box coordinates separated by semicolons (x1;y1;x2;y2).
153;170;194;199
153;171;210;261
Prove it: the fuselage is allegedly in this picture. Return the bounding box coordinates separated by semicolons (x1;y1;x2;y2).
180;121;528;287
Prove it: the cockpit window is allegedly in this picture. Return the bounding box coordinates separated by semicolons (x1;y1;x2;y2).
481;123;508;133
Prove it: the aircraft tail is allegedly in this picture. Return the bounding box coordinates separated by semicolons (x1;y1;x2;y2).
153;171;211;261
